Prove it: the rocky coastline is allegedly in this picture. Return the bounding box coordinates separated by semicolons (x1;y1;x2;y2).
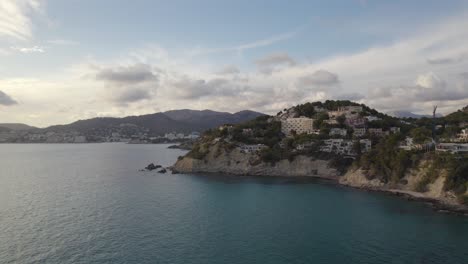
172;143;468;216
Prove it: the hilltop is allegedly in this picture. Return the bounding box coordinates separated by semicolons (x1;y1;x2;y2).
173;100;468;212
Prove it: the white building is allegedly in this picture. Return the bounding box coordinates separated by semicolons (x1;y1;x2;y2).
321;138;371;156
390;127;401;134
365;116;381;122
368;128;389;137
436;143;468;154
164;132;177;140
281;117;314;136
457;129;468;142
320;139;354;155
329;128;347;137
353;127;367;137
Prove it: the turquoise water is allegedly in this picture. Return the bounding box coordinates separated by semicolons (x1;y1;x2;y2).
1;144;467;264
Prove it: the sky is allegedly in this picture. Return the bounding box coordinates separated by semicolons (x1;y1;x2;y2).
1;0;468;127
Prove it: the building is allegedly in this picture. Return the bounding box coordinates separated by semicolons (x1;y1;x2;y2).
338;106;363;113
436;143;468;154
399;137;434;151
365;116;381;122
329;106;363;119
296;142;315;151
353;127;367;138
239;144;267;153
281;117;314;136
164;132;177;140
345;117;366;128
320;139;354;155
390;127;401;134
457;129;468;142
368;128;389;137
188;132;200;139
359;139;372;152
219;124;234;131
314;106;326;112
329;128;347;137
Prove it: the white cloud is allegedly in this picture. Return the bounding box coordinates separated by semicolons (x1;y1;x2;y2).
47;39;79;45
11;45;44;53
2;12;468;126
0;0;43;40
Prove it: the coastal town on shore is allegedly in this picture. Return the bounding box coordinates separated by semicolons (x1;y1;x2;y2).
0;126;200;144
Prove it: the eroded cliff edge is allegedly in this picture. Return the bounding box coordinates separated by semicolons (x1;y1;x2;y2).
173;142;340;179
173;142;468;213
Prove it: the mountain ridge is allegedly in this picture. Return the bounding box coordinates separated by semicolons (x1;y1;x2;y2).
43;109;265;135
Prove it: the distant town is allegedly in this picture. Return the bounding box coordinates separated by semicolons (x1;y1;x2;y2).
0;126;200;144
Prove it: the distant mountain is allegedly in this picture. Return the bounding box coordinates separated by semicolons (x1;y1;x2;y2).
45;109;265;135
388;111;442;119
0;123;37;130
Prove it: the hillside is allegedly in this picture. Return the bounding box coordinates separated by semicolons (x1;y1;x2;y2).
0;123;37;131
45;109;265;135
173;100;468;211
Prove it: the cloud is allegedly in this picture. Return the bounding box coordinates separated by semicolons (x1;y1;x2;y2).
335;92;365;101
255;53;296;74
297;70;339;87
188;30;299;57
47;39;79;45
366;72;468;113
216;65;240;75
95;64;158;85
0;0;43;40
11;45;45;53
0;90;18;105
114;89;151;104
169;77;245;99
94;63;159;105
427;53;467;65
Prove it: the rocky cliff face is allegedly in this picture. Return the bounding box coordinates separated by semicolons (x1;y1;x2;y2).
339;161;463;206
173;142;339;179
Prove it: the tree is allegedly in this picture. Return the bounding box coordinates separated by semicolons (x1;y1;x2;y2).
410;127;432;144
336;114;346;127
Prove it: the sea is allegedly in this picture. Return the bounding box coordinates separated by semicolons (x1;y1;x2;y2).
0;143;467;264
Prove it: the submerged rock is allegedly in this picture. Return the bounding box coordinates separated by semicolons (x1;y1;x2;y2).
158;168;167;173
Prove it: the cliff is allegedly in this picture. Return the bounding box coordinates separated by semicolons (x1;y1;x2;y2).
340;160;468;208
173;142;340;179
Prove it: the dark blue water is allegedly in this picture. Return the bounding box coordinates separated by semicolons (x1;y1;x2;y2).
1;144;468;264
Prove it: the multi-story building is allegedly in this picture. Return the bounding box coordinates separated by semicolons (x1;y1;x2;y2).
329;128;347;137
345;117;366;128
281;117;314;136
368;128;389;137
353;127;367;138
